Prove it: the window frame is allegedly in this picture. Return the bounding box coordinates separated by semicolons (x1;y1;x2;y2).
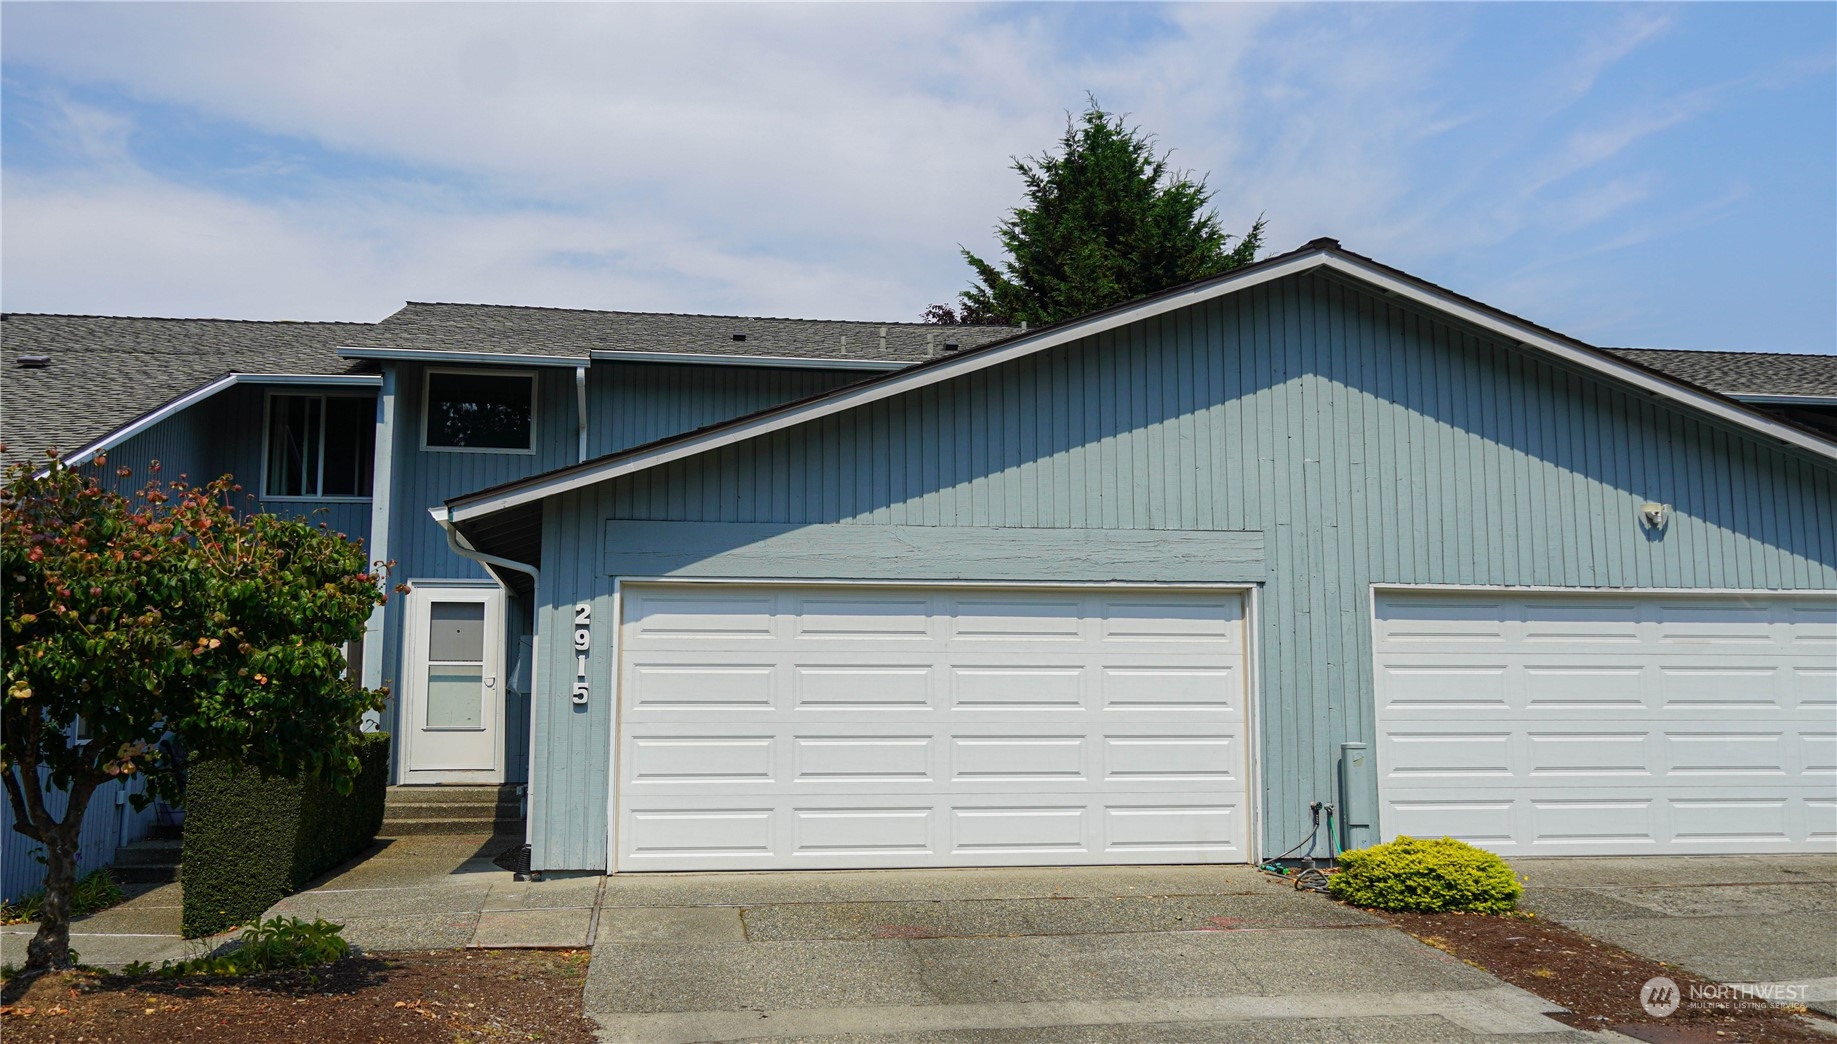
260;390;378;502
419;366;539;456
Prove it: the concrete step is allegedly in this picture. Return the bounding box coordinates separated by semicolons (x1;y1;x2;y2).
385;785;522;805
381;785;525;837
112;864;180;885
111;837;181;884
377;816;525;837
112;838;182;866
383;808;507;823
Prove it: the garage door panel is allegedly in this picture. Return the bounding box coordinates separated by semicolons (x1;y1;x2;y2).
1100;666;1242;709
1793;669;1837;709
617;584;1250;870
792;665;936;708
1374;591;1836;857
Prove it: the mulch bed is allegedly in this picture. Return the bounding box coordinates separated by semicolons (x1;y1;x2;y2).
0;949;599;1043
1378;909;1828;1043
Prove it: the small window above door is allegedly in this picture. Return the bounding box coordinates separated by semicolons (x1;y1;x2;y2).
423;369;536;453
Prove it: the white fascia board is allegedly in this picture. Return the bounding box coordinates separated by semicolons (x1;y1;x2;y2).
590;349;909;371
449;251;1326;522
58;372;379;466
1729;393;1837;406
337;346;589;368
1317;254;1837;464
450;247;1837;523
60;373;242;464
230;373;382;387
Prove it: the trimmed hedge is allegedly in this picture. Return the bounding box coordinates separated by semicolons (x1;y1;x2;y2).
1327;835;1522;914
181;733;390;938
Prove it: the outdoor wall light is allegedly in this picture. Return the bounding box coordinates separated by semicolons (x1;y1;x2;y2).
1639;502;1670;530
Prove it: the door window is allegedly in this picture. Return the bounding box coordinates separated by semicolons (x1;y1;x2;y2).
425;602;486;730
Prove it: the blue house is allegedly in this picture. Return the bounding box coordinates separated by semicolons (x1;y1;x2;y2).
5;239;1834;893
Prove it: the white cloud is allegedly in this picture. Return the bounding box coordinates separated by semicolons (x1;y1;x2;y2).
0;3;1830;351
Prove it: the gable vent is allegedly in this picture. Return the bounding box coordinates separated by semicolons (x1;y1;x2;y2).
15;354;50;369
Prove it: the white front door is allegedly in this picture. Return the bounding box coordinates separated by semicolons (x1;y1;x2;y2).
1371;589;1837;856
402;586;505;783
614;583;1252;872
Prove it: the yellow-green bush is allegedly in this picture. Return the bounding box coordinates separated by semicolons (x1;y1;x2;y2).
1327;836;1520;913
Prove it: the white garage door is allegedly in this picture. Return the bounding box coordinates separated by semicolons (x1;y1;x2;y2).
615;584;1251;871
1372;590;1837;856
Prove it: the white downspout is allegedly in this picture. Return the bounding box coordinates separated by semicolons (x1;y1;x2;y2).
575;365;588;462
431;506;541;854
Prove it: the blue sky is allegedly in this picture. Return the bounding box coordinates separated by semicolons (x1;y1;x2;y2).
2;3;1832;353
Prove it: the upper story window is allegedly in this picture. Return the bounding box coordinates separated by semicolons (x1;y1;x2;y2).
265;393;375;500
423;369;536;453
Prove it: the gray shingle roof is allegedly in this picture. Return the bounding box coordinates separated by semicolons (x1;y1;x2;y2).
346;302;1020;363
1605;348;1837;398
0;314;370;464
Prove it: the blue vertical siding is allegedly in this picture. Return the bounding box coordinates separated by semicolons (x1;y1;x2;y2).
378;360;867;782
526;271;1837;868
0;774;158;902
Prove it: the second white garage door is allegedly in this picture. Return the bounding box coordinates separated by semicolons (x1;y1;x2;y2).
615;584;1251;871
1373;589;1837;857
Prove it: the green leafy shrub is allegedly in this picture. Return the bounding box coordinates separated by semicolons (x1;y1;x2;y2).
180;732;390;938
1327;835;1521;914
153;916;348;978
0;869;123;925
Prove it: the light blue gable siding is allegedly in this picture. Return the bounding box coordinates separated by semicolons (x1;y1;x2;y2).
526;271;1837;869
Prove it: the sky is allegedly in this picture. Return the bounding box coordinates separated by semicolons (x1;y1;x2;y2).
2;3;1832;353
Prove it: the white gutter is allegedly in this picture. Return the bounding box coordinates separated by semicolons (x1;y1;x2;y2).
338;346;588;368
588;349;909;371
58;372;382;466
430;506;539;587
575;366;588;462
1730;393;1837;406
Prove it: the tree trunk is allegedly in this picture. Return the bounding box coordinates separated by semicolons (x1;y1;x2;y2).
21;777;96;973
24;825;81;970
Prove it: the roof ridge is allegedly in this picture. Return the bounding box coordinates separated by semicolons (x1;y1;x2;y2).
2;313;372;326
1606;346;1836;360
397;300;1016;330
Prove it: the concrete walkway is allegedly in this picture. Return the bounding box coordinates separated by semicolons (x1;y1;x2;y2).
266;833;603;951
587;865;1594;1044
0;881;219;969
2;833;600;969
1516;853;1837;1018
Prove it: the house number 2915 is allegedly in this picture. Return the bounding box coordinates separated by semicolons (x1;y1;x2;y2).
571;603;592;705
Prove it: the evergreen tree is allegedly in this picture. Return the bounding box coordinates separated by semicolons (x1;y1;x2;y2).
928;100;1264;327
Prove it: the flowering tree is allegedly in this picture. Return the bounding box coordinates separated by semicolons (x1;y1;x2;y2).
1;455;387;972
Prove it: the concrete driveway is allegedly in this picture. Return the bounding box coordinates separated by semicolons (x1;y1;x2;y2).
587;865;1590;1044
1516;853;1837;1016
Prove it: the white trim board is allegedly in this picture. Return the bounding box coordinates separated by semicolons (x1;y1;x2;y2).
590;349;908;371
338;346;589;368
450;245;1837;523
